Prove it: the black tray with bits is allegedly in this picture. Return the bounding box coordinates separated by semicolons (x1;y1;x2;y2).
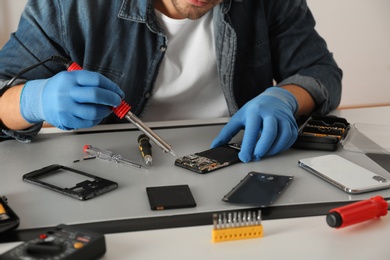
293;115;350;151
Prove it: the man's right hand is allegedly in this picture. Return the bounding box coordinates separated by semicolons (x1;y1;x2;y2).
20;70;124;130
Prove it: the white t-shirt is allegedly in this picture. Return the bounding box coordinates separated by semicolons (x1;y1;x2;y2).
141;10;229;121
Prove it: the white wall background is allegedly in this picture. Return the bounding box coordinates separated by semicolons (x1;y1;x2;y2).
307;0;390;108
0;0;27;46
1;0;390;109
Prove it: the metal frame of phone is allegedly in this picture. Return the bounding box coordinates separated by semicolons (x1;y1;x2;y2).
22;164;118;200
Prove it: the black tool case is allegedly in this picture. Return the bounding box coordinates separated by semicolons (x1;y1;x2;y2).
293;115;350;151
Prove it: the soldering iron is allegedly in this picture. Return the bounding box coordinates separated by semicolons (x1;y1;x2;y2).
5;55;178;158
60;56;177;158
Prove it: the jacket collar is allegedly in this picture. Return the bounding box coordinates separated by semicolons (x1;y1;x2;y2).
118;0;151;22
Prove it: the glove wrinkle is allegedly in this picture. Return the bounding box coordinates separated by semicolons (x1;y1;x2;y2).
211;87;298;162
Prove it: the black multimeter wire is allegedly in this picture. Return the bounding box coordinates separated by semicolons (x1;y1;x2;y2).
2;55;73;94
4;58;51;88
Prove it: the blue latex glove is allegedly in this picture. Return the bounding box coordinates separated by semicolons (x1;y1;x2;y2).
20;70;124;130
211;87;299;162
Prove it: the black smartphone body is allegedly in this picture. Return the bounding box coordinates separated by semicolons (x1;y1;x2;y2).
23;164;118;200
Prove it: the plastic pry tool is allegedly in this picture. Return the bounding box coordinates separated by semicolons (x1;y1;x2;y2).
212;210;263;243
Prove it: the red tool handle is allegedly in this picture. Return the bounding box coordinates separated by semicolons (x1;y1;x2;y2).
65;61;131;118
327;196;388;228
67;62;83;71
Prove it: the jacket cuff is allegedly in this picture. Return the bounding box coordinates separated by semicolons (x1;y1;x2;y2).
278;74;328;115
1;123;42;143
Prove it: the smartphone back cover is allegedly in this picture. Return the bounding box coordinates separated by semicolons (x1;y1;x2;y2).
222;172;293;206
298;154;390;194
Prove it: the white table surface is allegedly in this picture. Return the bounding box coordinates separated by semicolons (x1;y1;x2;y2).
1;107;390;259
1;107;390;231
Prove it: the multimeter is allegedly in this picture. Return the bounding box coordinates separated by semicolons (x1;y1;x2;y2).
0;224;106;260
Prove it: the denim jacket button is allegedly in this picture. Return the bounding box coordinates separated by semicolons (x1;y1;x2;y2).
145;92;151;99
160;45;167;52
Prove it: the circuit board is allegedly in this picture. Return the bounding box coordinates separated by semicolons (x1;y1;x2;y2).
174;144;241;174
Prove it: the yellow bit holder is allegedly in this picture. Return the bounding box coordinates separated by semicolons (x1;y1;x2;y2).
212;225;263;243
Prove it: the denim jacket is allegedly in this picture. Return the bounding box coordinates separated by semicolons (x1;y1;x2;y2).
0;0;342;142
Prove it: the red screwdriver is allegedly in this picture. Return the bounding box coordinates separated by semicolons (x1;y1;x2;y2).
326;196;389;228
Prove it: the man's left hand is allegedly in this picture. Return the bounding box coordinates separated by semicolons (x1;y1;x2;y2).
211;87;299;162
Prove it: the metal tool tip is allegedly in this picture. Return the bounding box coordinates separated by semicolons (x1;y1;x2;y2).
145;155;153;166
170;150;178;158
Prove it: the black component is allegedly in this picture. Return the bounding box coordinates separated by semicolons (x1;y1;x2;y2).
22;164;118;201
326;211;343;228
0;224;106;260
222;172;294;207
293;115;350;151
138;134;152;155
138;134;152;165
146;185;196;210
174;143;241;174
26;242;65;257
0;196;20;234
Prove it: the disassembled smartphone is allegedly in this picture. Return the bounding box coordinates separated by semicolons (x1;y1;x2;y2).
298;154;390;194
23;164;118;200
174;143;241;174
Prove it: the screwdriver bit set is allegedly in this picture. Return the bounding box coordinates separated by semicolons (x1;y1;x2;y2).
212;210;263;243
293;115;350;151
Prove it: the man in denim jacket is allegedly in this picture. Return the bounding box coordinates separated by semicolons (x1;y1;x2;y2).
0;0;341;162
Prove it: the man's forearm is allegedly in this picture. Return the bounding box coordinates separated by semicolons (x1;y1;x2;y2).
0;84;33;130
281;84;315;116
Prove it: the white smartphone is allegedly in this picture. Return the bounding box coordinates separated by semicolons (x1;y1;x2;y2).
298;154;390;194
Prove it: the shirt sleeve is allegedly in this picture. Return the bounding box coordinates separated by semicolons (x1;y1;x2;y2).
0;0;65;142
267;0;342;114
